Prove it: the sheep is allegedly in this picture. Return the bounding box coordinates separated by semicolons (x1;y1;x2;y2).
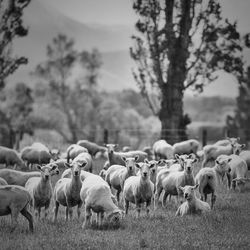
239;150;250;170
53;161;87;222
72;152;93;172
153;139;174;160
80;173;123;229
105;144;147;166
0;166;59;187
0;146;26;169
20;142;52;169
77;140;106;158
175;184;211;217
226;154;250;192
66;144;88;163
214;137;240;146
105;156;139;202
0;185;33;232
51;158;68;170
173;139;200;158
195;155;232;208
142;146;154;160
123;160;155;217
25;163;58;219
0;177;8;185
160;156;198;208
202;141;245;168
122;146;131;152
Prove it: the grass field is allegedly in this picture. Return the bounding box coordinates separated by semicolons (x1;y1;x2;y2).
1;158;250;250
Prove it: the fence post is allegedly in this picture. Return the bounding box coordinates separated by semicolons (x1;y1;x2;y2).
103;129;109;144
202;129;207;147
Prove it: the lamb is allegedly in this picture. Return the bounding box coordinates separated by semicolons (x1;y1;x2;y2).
153;139;174;160
0;177;8;185
160;156;198;208
173;139;200;158
175;184;211;217
202;141;245;168
123;160;155;217
77;140;106;158
66;144;88;163
0;185;33;232
0;166;59;187
25;163;58;219
105;144;147;166
195;155;232;208
0;146;26;169
53;161;87;222
21;142;52;169
226;154;250;192
105;156;139;202
80;173;123;229
239;150;250;170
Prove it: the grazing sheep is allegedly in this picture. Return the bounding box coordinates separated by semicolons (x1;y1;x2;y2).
153;140;174;160
195;155;232;208
0;185;33;232
53;161;87;222
0;146;25;169
175;184;211;216
123;160;154;217
105;144;147;166
226;154;250;192
0;166;59;187
214;137;240;146
239;150;250;170
202;141;245;168
66;144;88;163
25;163;58;219
142;146;154;160
20;142;52;169
0;177;8;186
80;173;123;229
77;140;106;158
105;156;139;202
160;156;198;208
173;139;200;158
72;152;93;172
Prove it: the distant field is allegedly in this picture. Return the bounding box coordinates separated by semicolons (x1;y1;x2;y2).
1;159;250;250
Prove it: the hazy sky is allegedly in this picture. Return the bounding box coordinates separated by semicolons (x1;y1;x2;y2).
42;0;250;31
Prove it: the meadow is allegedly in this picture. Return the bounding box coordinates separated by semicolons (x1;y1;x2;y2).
0;158;250;250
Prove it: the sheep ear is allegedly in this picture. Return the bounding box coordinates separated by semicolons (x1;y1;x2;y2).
175;154;180;160
157;159;165;165
36;165;42;171
64;162;71;168
134;155;139;162
192;184;199;190
135;163;141;169
227;158;232;163
215;160;219;165
121;156;127;162
144;159;149;164
80;161;87;168
50;164;58;171
192;158;198;163
178;186;184;192
187;154;193;159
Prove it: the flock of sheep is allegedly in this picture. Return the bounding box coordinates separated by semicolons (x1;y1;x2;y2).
0;137;250;233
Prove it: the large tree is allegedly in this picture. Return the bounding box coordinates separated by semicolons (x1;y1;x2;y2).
0;0;31;89
34;34;102;142
130;0;244;143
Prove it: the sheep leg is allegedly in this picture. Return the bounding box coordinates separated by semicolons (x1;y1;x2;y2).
162;192;169;208
154;186;163;210
20;207;34;233
98;212;104;228
44;201;50;219
125;199;129;215
211;193;216;209
135;199;141;218
53;201;59;222
13;163;17;170
82;206;92;229
146;200;151;216
35;207;41;219
65;207;69;221
226;173;232;189
77;201;83;219
10;209;19;233
68;206;73;220
204;194;208;202
232;180;236;190
116;189;121;203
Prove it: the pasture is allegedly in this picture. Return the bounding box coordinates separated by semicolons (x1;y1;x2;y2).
0;158;250;250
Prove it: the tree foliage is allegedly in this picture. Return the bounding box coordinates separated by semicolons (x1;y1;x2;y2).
0;0;31;89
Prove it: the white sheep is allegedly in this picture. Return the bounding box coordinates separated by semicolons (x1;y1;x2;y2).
202;141;245;168
226;154;250;192
175;184;211;216
195;155;232;208
153;140;174;160
72;152;93;172
25;163;58;219
105;144;147;166
105;156;139;202
160;156;198;208
0;185;33;232
77;139;106;158
0;167;59;187
80;174;123;229
173;139;200;158
53;161;87;222
214;137;240;146
0;146;26;169
123;160;154;217
66;144;88;163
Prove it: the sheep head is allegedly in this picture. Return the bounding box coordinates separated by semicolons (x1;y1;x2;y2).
179;184;199;201
64;161;87;176
215;155;232;176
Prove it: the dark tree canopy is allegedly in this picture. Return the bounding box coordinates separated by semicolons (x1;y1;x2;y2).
0;0;31;89
130;0;245;143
